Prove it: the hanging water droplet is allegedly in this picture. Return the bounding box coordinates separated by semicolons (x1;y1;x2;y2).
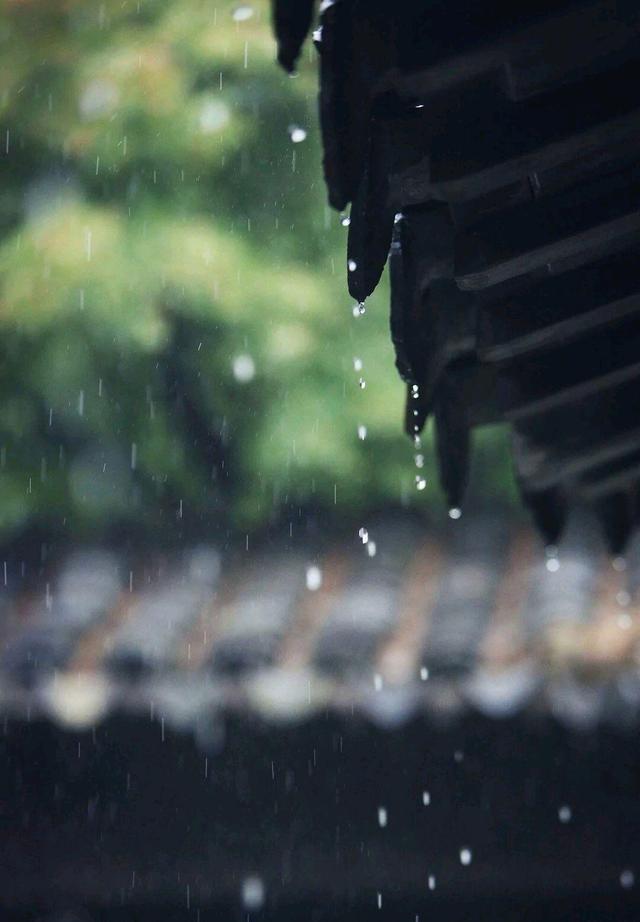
352;302;366;318
459;848;472;866
448;507;462;520
340;214;351;227
305;565;322;592
358;425;367;441
348;259;357;272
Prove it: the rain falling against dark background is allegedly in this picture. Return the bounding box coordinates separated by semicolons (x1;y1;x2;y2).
2;2;640;921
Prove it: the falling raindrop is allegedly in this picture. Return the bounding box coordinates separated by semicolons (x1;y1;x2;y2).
449;507;462;520
232;5;254;21
79;79;118;121
353;357;363;372
377;892;383;909
377;806;388;827
358;378;366;389
358;425;367;441
428;875;436;891
558;805;572;823
289;125;307;143
414;435;422;449
359;527;369;545
394;212;404;225
199;98;230;133
422;791;431;806
546;557;560;573
416;477;427;491
415;454;424;468
411;384;420;399
460;848;472;866
366;541;377;557
232;353;255;383
420;666;429;681
616;590;631;607
620;869;635;890
305;565;322;592
241;876;265;911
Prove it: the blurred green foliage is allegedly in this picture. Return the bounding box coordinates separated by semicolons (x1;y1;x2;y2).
0;0;513;542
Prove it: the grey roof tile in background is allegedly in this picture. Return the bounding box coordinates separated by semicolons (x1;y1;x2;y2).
0;514;639;729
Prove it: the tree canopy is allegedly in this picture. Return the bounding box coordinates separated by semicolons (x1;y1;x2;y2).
0;0;513;544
